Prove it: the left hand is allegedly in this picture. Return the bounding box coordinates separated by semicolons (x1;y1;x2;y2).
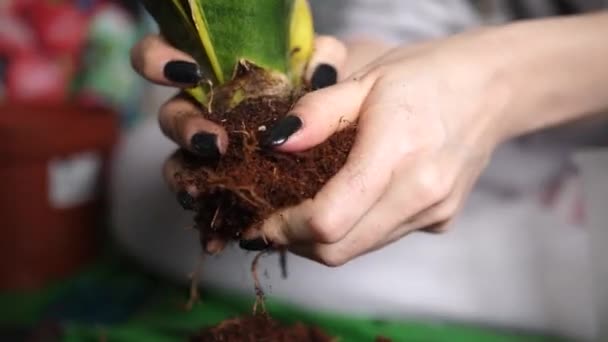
130;31;396;254
243;30;510;266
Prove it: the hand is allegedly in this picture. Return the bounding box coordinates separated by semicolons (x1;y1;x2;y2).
247;30;510;266
130;33;392;253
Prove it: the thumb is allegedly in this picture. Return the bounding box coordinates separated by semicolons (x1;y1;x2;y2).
306;36;347;89
262;74;376;152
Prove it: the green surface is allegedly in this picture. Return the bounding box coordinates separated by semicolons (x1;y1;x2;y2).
63;292;568;342
0;254;570;342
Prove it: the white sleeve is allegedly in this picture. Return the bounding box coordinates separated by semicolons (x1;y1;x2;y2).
310;0;483;44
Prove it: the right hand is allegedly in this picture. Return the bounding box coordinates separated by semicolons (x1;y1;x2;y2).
130;33;389;253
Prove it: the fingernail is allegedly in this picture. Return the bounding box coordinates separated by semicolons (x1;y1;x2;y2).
239;238;270;251
311;64;337;90
164;60;202;84
191;132;220;158
177;191;195;210
261;115;302;148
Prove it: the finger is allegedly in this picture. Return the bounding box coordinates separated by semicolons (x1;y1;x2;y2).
287;157;456;266
385;163;481;243
163;150;200;210
241;199;313;245
390;192;460;240
262;76;377;152
164;151;229;254
259;97;407;246
306;36;347;90
206;238;228;255
159;93;228;158
131;34;203;87
383;218;454;248
410;165;482;236
406;184;467;236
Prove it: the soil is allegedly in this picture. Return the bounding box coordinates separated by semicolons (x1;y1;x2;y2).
187;252;392;342
175;93;357;251
190;314;393;342
189;314;335;342
175;70;359;341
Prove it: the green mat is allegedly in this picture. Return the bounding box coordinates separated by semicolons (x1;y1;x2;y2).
0;254;569;342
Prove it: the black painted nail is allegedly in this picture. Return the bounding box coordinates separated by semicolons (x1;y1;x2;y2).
177;191;195;210
191;132;220;158
311;64;337;90
239;238;270;251
164;60;202;84
261;115;303;148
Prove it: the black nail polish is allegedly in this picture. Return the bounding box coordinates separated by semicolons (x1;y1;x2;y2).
311;64;337;90
164;61;202;84
191;133;220;158
239;238;270;251
261;115;302;148
177;191;195;210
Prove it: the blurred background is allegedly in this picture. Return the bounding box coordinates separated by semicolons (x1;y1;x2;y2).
1;1;607;341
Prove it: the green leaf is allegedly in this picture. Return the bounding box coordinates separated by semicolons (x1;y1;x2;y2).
140;0;315;106
140;0;215;82
191;0;290;82
142;1;292;82
287;0;315;86
186;0;225;83
139;0;211;103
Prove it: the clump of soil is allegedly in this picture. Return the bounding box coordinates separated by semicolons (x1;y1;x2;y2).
187;253;392;342
188;251;334;341
176;71;358;341
190;314;335;342
176;92;356;250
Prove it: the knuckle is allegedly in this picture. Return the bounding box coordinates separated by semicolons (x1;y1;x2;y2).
435;199;460;223
415;165;450;204
316;248;350;268
308;210;347;244
315;36;347;56
131;34;157;73
158;100;189;142
158;101;175;135
345;167;369;195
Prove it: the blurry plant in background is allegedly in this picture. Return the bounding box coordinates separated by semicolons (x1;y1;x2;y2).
0;0;147;127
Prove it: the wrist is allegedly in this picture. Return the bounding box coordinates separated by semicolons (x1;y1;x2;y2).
482;12;608;142
446;26;517;147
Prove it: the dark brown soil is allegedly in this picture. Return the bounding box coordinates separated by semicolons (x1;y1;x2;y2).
189;314;335;342
176;75;358;342
189;314;393;342
175;93;356;250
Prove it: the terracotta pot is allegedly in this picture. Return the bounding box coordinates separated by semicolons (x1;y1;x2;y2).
0;103;119;290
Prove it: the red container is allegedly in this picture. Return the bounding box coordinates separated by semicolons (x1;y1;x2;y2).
0;104;119;290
